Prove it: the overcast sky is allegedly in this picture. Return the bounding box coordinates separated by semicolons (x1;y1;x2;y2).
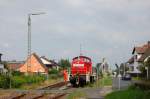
0;0;150;68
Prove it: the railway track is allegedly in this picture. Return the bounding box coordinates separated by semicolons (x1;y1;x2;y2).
38;81;69;90
0;92;66;99
0;81;71;99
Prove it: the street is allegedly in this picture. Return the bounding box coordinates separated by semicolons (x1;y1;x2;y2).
112;77;132;90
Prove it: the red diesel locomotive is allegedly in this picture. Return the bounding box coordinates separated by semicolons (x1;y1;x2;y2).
69;56;95;86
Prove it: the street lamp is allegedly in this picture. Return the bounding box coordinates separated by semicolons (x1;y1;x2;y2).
27;12;46;75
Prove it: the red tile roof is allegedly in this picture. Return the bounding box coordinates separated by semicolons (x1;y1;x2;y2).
138;47;150;62
128;41;150;63
7;61;24;71
132;41;150;54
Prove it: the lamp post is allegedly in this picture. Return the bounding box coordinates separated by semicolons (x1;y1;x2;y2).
27;12;45;75
145;67;149;80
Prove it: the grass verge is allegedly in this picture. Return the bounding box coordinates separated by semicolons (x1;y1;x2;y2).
67;90;86;99
87;76;112;88
105;86;150;99
20;78;62;90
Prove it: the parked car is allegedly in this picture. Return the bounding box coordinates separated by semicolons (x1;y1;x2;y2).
122;74;131;80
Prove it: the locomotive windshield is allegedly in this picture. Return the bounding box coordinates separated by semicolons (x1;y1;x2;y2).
73;56;91;63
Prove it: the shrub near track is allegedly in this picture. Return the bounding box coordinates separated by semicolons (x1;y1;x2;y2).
0;75;10;89
12;75;46;88
0;74;47;88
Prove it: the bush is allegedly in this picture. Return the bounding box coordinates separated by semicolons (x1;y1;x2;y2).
12;71;23;76
12;76;26;88
0;74;47;89
0;75;11;89
48;69;59;74
134;82;150;90
23;75;46;84
128;85;138;90
49;74;59;79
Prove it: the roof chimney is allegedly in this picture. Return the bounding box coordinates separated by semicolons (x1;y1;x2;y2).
0;53;2;62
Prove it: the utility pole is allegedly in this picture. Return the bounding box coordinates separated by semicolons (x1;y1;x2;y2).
118;65;121;90
27;14;31;75
27;12;45;75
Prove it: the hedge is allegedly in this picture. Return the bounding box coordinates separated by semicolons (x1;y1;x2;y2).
134;81;150;90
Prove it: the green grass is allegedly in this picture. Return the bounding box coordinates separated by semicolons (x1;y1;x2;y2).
0;74;63;89
67;90;86;99
101;77;112;86
87;76;112;88
105;87;150;99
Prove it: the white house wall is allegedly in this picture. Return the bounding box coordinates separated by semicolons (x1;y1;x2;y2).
137;54;142;60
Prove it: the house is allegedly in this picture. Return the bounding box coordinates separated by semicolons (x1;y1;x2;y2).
127;41;150;74
19;53;59;74
0;53;2;63
7;61;24;71
20;53;48;74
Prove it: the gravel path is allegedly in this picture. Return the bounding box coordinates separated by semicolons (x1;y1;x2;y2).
78;86;112;99
84;88;104;99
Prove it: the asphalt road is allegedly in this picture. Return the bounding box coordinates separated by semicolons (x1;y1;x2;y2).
112;77;132;90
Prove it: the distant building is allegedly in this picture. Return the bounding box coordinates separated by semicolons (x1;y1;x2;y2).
7;61;24;71
0;64;5;73
0;53;7;73
19;53;59;74
127;41;150;73
0;53;2;63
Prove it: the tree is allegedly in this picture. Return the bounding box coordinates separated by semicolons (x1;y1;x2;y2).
96;63;104;77
139;63;146;78
58;59;71;69
139;57;150;79
144;57;150;68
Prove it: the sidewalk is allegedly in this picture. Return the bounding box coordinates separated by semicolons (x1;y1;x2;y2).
99;86;113;97
83;86;113;99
